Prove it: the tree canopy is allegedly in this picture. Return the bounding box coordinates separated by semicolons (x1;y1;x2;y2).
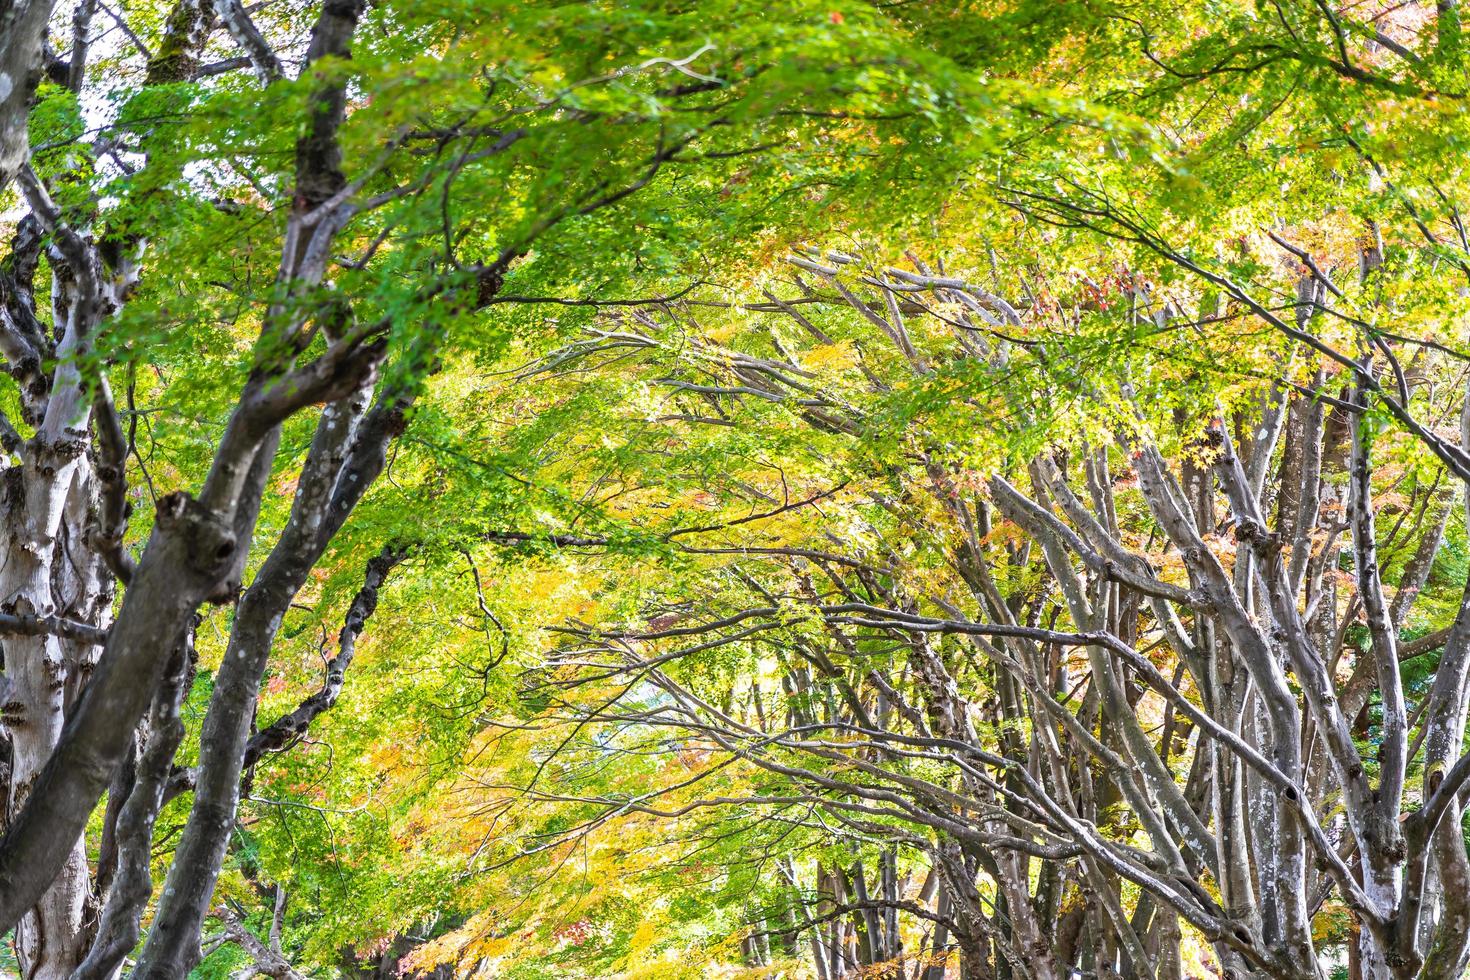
3;1;1470;979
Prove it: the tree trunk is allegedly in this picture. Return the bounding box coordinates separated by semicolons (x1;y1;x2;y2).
5;365;110;979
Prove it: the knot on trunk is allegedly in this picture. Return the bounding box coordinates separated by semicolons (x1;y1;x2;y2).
1191;420;1227;462
8;771;36;806
384;405;409;438
1;698;26;727
1370;825;1408;864
475;263;504;307
1231;518;1281;557
324;0;367;19
21;378;47;423
1186;588;1216;611
2;467;23;509
156;492;238;580
33;430;87;473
